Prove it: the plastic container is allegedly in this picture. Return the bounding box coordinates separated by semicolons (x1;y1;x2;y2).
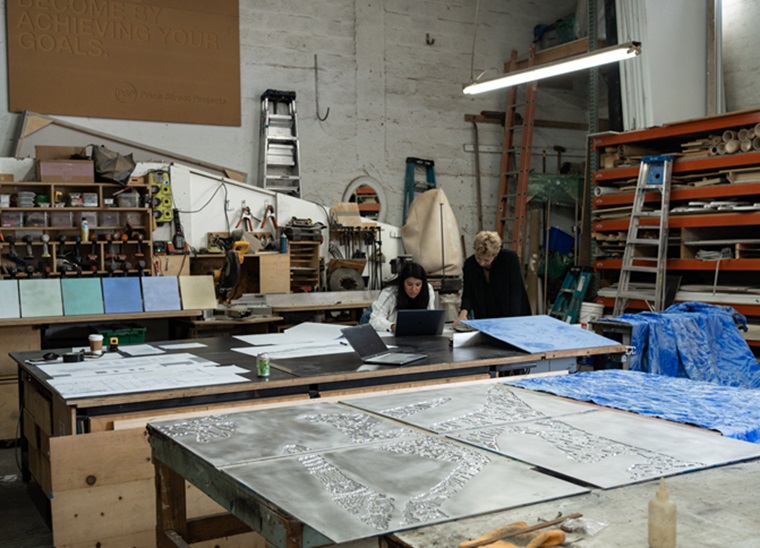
50;211;73;228
25;211;48;227
648;478;676;548
98;211;120;227
116;190;140;208
81;211;97;227
546;226;574;254
82;192;99;207
95;325;147;344
123;211;143;227
1;211;23;227
579;302;604;328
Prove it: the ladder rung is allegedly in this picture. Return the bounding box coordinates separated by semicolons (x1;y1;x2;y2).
622;265;659;273
632;211;662;218
627;239;660;245
616;289;656;300
269;114;294;121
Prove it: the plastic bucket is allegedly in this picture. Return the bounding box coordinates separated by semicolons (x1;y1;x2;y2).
578;302;604;329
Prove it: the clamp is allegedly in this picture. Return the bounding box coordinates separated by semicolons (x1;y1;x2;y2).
260;204;278;230
235;206;255;232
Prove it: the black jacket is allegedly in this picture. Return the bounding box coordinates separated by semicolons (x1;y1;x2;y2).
460;249;531;319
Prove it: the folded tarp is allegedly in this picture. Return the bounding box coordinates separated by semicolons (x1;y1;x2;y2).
507;370;760;443
600;302;760;389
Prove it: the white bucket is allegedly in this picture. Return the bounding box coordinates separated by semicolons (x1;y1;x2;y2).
578;302;604;329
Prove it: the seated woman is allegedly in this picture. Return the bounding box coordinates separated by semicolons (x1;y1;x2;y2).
369;261;436;333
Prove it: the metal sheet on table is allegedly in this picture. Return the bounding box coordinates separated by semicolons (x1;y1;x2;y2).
149;402;420;467
450;409;760;489
221;434;588;544
463;315;620;353
343;383;592;433
141;276;181;312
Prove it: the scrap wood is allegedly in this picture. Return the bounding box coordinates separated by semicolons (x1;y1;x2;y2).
458;513;582;548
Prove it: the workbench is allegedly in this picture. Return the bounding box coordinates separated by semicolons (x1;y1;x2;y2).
264;290;378;327
179;314;284;338
12;332;624;547
146;378;760;548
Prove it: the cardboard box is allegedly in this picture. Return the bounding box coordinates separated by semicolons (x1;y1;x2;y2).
35;145;88;161
37;160;95;182
0;173;14;182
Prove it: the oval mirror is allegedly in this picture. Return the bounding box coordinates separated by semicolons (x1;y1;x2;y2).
342;176;386;222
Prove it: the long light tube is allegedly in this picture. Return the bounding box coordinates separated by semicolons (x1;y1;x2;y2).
463;41;641;95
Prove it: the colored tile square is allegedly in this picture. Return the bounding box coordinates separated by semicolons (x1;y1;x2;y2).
178;275;217;310
0;280;21;319
19;279;63;318
141;276;181;312
102;277;143;314
61;278;104;316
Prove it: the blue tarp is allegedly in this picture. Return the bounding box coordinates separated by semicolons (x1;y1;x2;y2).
600;302;760;389
506;370;760;443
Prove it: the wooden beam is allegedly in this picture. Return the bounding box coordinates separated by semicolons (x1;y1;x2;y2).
505;38;607;72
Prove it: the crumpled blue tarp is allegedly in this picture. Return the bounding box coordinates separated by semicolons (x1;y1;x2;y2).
600;302;760;389
506;370;760;443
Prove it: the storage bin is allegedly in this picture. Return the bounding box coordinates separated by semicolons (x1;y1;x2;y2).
123;211;143;227
95;324;147;344
78;211;97;227
25;211;48;227
82;192;98;207
98;211;120;227
1;211;23;227
116;190;140;208
50;211;73;228
546;226;574;254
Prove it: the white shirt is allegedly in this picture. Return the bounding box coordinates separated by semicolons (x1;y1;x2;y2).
369;283;437;332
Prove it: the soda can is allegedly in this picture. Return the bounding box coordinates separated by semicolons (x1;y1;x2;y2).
256;352;270;377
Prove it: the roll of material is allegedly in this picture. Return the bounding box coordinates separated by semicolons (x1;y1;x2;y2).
594;186;618;197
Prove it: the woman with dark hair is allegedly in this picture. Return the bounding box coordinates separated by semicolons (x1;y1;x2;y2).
369;261;436;333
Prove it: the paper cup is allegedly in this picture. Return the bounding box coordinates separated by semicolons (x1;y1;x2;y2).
89;334;104;353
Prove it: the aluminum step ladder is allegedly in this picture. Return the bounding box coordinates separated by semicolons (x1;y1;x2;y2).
403;157;436;223
613;155;674;316
550;268;592;323
259;89;301;197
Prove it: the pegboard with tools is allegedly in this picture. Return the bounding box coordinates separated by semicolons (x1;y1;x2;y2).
149;171;173;224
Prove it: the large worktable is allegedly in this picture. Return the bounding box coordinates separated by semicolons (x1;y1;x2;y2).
12;332;625;547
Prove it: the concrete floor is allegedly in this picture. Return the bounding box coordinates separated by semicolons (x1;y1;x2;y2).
0;444;53;548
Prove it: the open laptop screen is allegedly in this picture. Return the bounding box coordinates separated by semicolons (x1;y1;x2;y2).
395;309;446;337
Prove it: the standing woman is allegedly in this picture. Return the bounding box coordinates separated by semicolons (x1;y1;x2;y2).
370;261;436;333
453;231;530;327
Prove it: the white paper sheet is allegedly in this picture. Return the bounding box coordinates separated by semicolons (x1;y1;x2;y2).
120;344;166;356
233;341;356;359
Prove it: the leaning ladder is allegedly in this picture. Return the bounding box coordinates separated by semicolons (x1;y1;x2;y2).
613;155;674;316
259;89;301;197
403;157;436;223
495;47;538;260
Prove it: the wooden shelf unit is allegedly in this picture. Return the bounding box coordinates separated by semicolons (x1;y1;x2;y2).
0;181;154;278
591;109;760;318
288;240;320;291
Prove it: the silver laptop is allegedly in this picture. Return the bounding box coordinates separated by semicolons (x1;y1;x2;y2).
395;309;446;337
341;324;427;365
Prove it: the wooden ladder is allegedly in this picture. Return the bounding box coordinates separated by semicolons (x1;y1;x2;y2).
496;47;538;260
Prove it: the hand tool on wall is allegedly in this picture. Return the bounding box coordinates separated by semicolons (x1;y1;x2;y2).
135;233;144;258
88;234;98;261
72;235;82;265
235;206;256;231
23;235;34;259
118;232;128;262
5;234;25;266
41;234;51;258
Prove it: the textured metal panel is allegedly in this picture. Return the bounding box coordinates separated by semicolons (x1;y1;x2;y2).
451;409;760;489
343;383;592;433
222;435;587;544
150;402;420;467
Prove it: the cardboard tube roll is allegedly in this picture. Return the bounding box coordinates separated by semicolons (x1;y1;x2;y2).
725;139;741;154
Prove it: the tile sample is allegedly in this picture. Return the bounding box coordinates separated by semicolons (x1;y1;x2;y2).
61;278;104;315
102;277;143;314
141;276;181;312
19;279;63;317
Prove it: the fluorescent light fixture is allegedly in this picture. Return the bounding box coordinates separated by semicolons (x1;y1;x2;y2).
463;41;641;95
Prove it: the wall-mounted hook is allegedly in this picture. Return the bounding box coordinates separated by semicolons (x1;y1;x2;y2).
426;33;435;46
314;54;330;122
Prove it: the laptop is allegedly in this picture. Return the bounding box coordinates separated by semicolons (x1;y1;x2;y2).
341;324;428;366
395;309;446;337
